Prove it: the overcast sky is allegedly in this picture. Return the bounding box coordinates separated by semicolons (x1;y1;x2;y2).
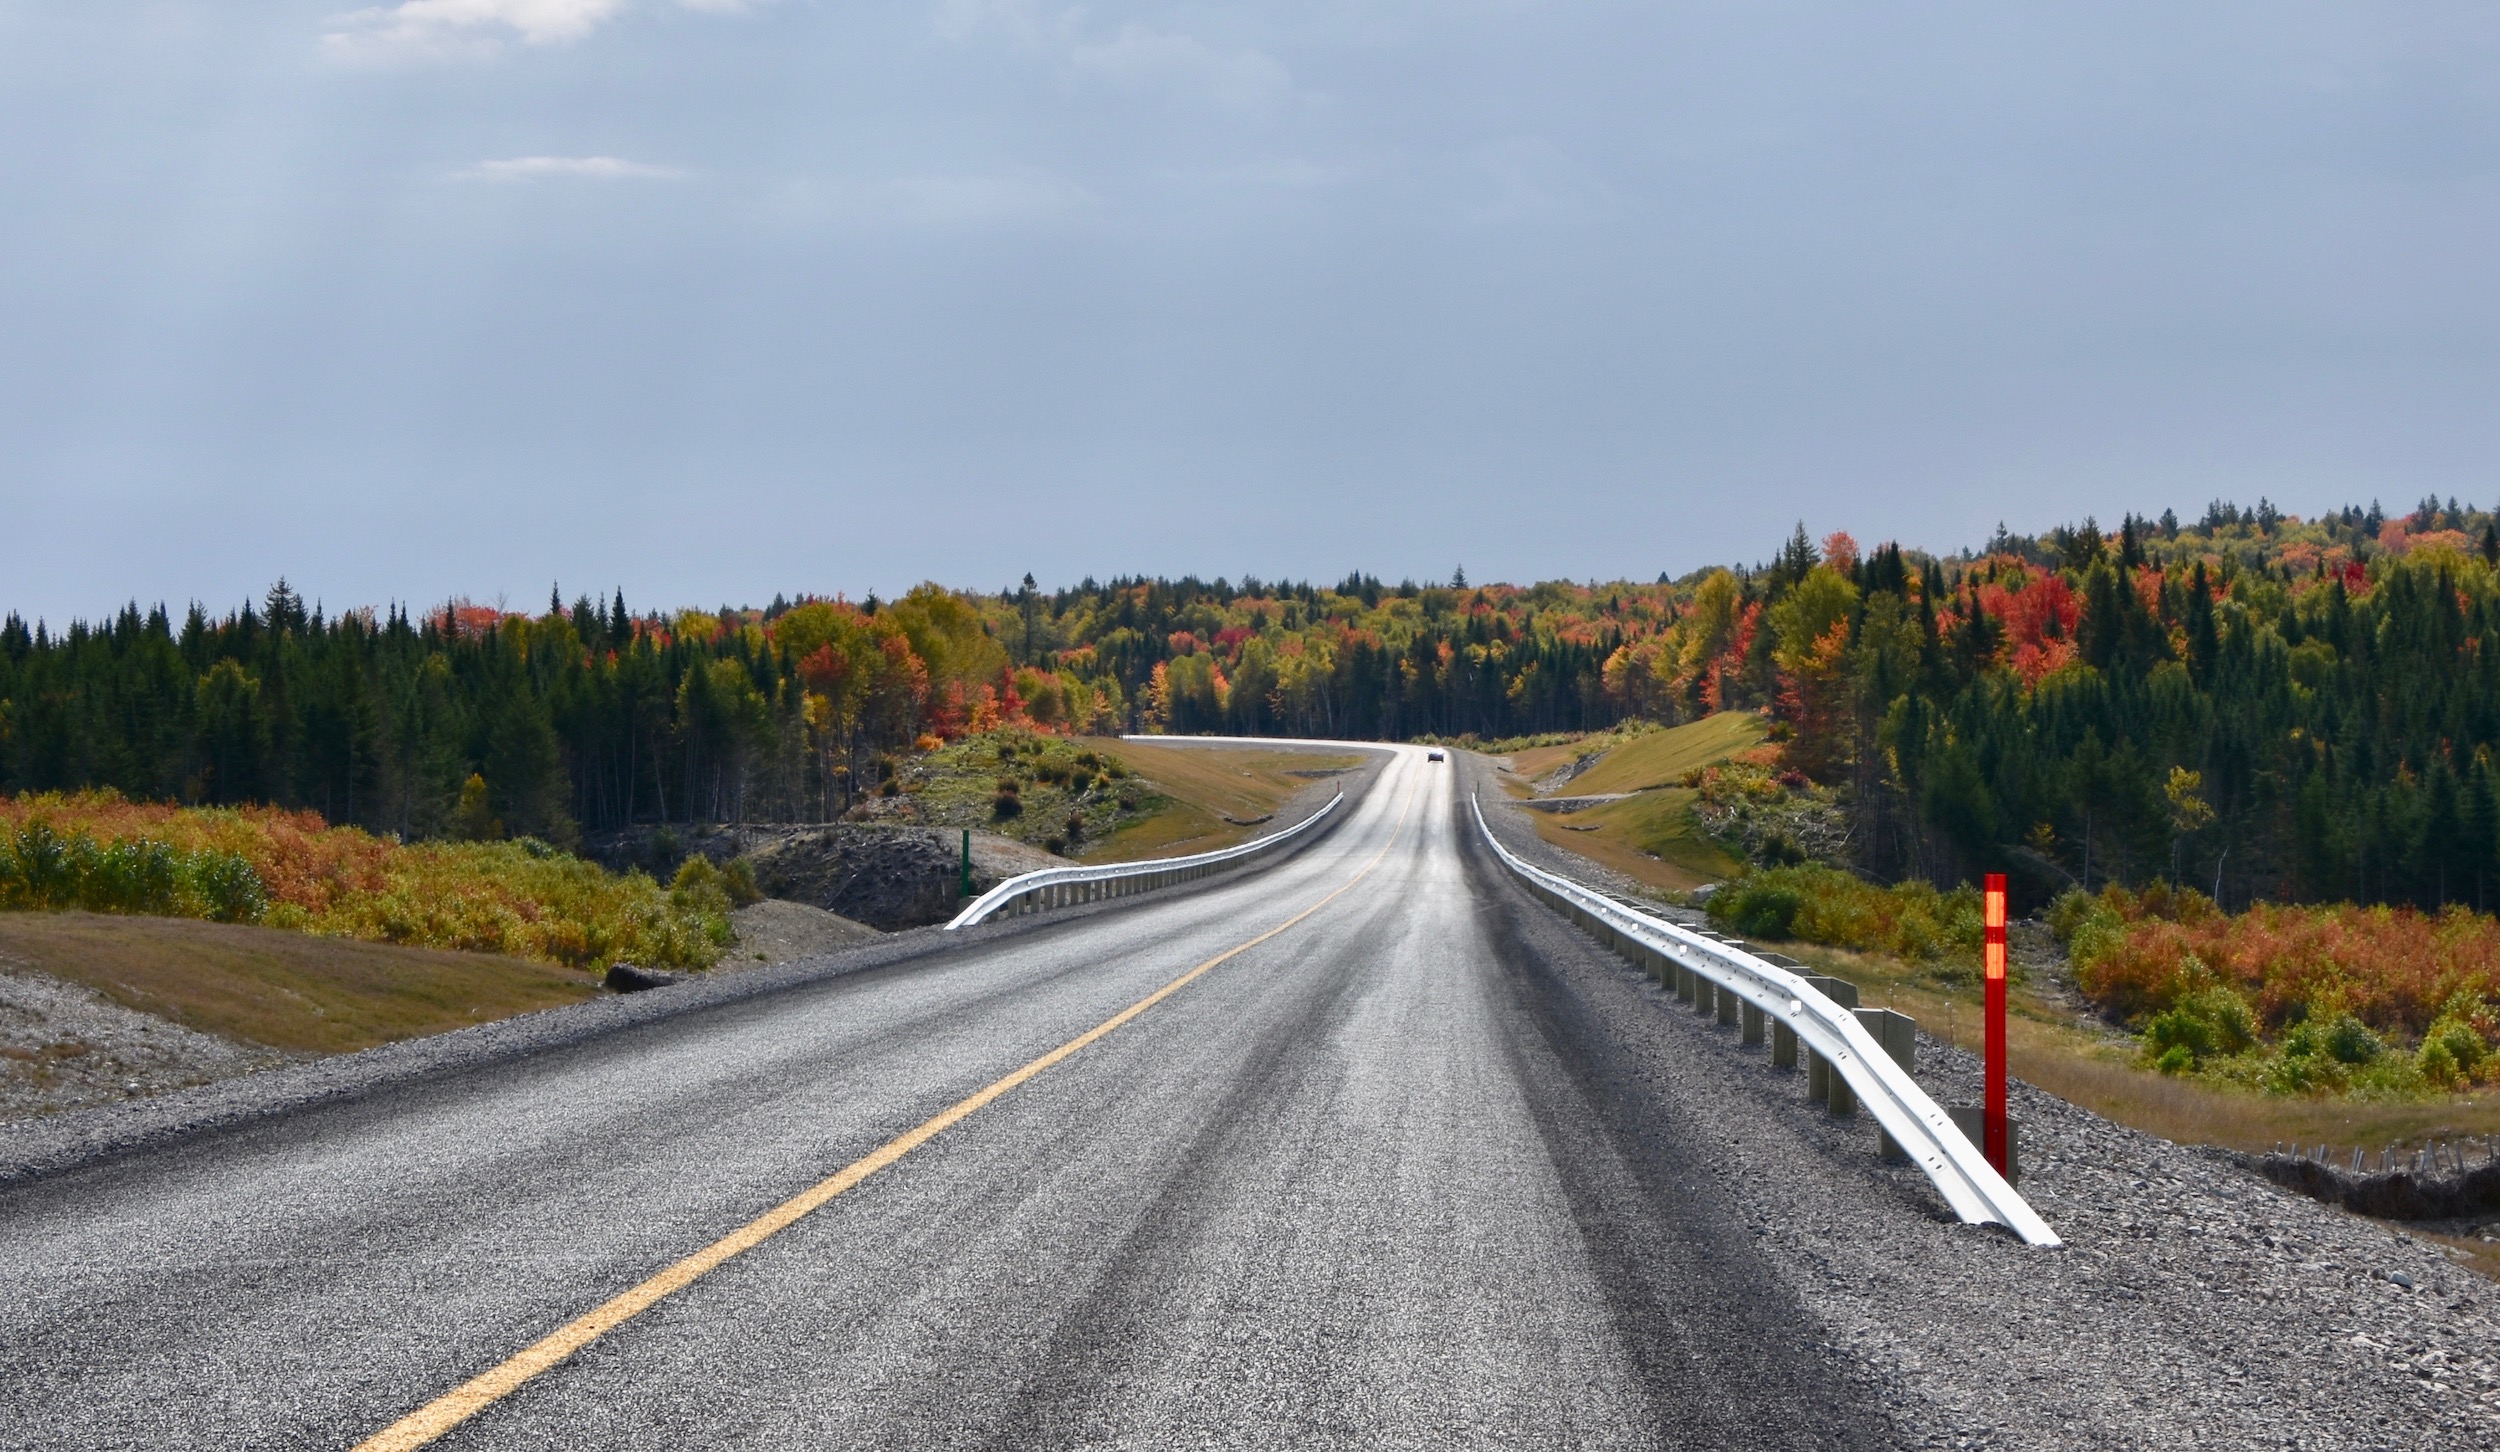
3;1;2495;624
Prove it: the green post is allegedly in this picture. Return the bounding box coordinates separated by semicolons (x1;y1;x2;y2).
960;829;973;899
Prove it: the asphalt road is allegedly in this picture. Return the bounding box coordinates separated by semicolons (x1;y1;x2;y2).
0;746;1885;1451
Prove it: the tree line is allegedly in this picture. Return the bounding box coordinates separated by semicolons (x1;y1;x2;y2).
12;493;2500;919
0;572;1665;843
1696;497;2500;913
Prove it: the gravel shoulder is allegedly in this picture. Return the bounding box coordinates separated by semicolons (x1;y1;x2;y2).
1463;750;2500;1449
0;965;290;1124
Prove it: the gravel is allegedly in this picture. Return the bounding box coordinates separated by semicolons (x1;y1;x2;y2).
1465;750;2500;1449
0;966;288;1124
723;899;884;969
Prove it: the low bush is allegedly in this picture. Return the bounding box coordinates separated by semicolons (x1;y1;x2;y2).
1704;864;1983;967
0;791;727;969
0;822;266;922
2051;882;2500;1094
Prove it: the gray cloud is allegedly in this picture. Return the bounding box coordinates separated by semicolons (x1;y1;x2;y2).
0;1;2494;623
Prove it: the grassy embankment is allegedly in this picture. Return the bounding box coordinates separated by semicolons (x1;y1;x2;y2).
1087;740;1366;861
0;912;590;1055
1501;713;1761;892
0;793;733;1057
896;731;1365;862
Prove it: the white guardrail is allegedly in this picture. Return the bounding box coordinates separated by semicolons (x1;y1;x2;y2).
944;789;1346;930
1472;793;2061;1247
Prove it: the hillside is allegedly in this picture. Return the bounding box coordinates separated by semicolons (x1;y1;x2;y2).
1499;714;1766;894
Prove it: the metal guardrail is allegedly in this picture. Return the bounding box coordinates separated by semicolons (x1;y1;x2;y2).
943;789;1346;930
1471;793;2061;1246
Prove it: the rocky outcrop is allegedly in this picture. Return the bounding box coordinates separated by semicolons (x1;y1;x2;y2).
744;826;1060;930
581;823;1061;930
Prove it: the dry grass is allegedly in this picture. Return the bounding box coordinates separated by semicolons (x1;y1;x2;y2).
1506;740;1590;783
0;911;596;1055
1526;792;1741;894
1565;712;1766;797
1502;712;1765;793
2417;1228;2500;1282
1087;743;1365;863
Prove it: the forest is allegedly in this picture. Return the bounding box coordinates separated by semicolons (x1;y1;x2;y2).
4;495;2498;923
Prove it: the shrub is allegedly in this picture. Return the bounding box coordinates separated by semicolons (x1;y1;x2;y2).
0;790;725;970
0;819;269;923
2066;887;2500;1077
2141;984;2258;1069
1704;864;1982;965
721;857;764;908
992;791;1024;820
1720;881;1804;938
2421;1008;2488;1084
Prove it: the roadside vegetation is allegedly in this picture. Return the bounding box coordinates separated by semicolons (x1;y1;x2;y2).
1687;859;2500;1212
1707;865;1984;969
2052;886;2500;1094
0;791;728;970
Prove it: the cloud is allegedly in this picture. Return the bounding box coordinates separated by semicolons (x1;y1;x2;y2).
457;155;685;181
324;0;764;62
936;3;1292;109
1458;137;1611;223
1070;24;1291;109
931;0;1058;46
771;168;1095;228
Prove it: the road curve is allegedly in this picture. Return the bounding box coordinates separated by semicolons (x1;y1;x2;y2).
0;746;1885;1451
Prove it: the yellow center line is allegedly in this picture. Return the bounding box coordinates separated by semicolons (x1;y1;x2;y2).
352;764;1420;1452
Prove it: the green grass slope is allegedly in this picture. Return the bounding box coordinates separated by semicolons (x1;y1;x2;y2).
1563;711;1766;796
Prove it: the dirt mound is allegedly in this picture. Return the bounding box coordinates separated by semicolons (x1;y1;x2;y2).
725;900;882;967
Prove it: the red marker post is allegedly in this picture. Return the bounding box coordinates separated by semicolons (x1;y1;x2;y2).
1982;872;2009;1176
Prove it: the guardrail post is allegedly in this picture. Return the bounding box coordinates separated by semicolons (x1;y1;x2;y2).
1752;949;1808;1056
1717;984;1739;1028
1948;1107;2021;1186
1796;973;1859;1108
1857;1008;1918;1157
1675;963;1695;1003
1693;974;1716;1017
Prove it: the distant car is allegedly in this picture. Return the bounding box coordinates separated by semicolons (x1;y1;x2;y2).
1426;749;1445;762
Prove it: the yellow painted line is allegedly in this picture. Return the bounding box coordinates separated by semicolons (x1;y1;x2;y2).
352;766;1419;1452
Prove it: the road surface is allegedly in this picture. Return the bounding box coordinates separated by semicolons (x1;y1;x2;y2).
0;746;1882;1450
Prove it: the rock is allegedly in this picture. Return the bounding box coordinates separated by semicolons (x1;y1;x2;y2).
580;823;1060;931
603;964;685;993
742;826;1059;930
